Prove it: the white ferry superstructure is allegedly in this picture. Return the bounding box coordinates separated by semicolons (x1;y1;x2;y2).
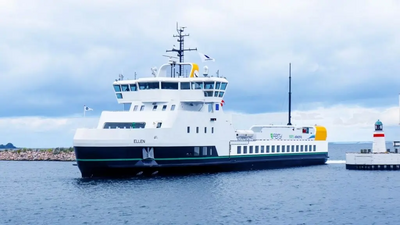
73;26;328;177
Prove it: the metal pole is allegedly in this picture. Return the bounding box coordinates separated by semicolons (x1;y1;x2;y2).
287;63;292;126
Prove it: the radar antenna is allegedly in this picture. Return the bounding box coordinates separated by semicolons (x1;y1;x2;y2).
287;63;292;126
166;22;197;77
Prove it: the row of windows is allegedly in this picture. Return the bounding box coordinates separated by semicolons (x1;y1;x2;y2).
194;147;213;156
132;104;176;111
237;145;317;154
103;122;146;129
114;81;228;92
116;91;224;100
187;126;214;134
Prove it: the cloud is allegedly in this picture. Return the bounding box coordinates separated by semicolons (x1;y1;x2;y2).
1;0;400;118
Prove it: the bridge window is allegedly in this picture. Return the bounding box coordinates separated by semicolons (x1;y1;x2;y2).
220;82;228;90
116;93;123;99
215;82;221;89
103;122;146;129
181;82;190;90
237;146;241;154
140;105;145;111
139;82;160;90
162;105;167;111
121;85;130;91
161;82;178;90
152;105;157;111
261;146;265;153
214;91;219;97
130;84;137;91
204;82;215;89
204;91;213;97
191;82;203;89
113;85;121;92
133;105;138;111
218;92;224;97
171;105;176;111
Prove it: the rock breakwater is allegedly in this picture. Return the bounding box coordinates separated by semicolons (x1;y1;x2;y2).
0;148;76;161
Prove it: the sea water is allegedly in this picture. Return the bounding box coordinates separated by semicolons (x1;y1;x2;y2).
1;143;400;225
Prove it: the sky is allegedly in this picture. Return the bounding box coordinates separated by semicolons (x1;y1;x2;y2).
1;0;400;147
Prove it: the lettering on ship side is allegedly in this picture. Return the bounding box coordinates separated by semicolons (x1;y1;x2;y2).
270;133;282;140
133;139;146;144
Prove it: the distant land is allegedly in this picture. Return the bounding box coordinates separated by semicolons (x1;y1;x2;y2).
0;143;16;149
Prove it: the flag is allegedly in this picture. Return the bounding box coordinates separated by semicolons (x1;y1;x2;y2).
198;52;215;62
220;100;225;107
84;105;93;111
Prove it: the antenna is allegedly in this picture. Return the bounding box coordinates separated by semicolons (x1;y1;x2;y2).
166;22;197;76
287;63;292;126
134;72;137;80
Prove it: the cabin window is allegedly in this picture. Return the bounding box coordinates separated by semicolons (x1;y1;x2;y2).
191;82;203;89
187;126;190;133
171;105;176;111
215;82;221;89
140;105;145;111
181;82;191;90
220;82;228;90
296;145;299;152
282;145;285;153
139;82;160;90
129;84;137;91
272;146;275;153
291;145;295;152
255;146;259;153
212;127;214;133
218;92;224;97
277;145;280;153
249;146;253;153
121;85;130;91
214;91;219;97
156;122;162;128
133;105;138;111
261;146;265;153
313;145;316;151
243;146;248;154
162;105;167;111
204;82;215;89
237;146;241;154
113;85;121;92
152;105;157;111
204;127;207;133
301;145;304;152
287;145;290;153
103;122;145;129
116;93;123;99
309;145;312;152
208;147;213;156
161;82;178;90
266;146;270;153
202;147;207;156
196;127;199;133
194;147;200;156
305;145;308;152
204;91;213;97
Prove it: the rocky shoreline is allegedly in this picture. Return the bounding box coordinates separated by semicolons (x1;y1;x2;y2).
0;148;76;161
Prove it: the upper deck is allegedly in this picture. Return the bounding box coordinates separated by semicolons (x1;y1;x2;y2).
112;62;228;104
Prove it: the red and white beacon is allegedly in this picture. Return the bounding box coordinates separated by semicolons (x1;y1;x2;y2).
372;120;387;153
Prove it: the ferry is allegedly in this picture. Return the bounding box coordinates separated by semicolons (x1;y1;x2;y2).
73;25;329;177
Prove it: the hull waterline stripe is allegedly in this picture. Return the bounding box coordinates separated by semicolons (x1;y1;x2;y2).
76;152;327;162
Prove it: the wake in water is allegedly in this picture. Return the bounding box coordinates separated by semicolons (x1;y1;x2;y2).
327;160;346;164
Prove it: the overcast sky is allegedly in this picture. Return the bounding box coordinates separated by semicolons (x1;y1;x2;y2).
1;0;400;147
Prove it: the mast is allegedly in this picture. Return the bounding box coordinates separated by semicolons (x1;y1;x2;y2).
287;63;292;126
166;23;197;77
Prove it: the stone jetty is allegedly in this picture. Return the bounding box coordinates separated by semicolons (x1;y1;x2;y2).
0;148;76;161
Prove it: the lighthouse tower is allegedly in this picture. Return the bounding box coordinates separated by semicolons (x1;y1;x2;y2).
372;120;387;153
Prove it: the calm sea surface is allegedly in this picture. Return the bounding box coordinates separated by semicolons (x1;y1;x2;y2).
1;143;400;225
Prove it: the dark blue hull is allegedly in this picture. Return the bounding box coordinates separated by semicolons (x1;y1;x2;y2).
74;146;328;177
